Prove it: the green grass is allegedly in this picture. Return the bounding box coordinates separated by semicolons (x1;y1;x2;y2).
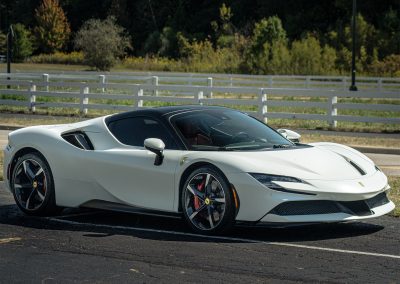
388;176;400;217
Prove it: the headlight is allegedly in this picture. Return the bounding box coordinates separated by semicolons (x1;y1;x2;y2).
249;173;313;195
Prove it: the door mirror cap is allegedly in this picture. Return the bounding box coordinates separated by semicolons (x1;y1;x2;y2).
144;138;165;166
277;129;301;143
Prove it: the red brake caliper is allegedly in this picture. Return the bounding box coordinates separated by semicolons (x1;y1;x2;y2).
194;178;206;210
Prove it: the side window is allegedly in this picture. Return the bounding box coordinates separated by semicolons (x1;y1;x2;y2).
108;117;177;149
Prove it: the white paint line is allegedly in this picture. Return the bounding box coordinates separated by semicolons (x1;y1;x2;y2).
48;217;400;260
0;237;22;244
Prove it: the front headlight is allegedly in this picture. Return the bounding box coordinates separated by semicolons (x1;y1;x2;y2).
249;173;313;195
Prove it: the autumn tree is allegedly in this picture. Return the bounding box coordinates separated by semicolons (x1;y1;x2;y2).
34;0;71;53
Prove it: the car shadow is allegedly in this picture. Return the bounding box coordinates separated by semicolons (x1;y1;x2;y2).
0;204;385;244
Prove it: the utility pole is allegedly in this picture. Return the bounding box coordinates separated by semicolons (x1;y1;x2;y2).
349;0;358;91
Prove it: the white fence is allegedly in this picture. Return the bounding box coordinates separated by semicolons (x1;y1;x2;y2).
0;72;399;127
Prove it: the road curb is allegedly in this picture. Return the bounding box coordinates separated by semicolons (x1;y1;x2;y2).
0;124;399;155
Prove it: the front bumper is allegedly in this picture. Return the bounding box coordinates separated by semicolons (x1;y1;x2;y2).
260;191;395;223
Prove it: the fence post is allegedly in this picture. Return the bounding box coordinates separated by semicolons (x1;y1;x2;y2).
135;88;143;109
258;88;268;123
80;86;89;116
305;76;310;88
329;95;337;128
42;73;49;92
29;82;36;113
152;76;159;96
207;77;213;98
99;75;106;93
268;76;273;87
342;77;347;91
197;90;204;105
378;78;382;92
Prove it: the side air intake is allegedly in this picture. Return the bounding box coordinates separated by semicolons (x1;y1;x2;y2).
61;131;94;150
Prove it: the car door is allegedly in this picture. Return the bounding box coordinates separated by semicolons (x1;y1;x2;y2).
89;116;183;212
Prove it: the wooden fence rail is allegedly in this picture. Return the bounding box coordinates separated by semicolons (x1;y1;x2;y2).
0;72;399;128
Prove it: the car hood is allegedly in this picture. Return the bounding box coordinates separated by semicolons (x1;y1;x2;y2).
186;144;376;181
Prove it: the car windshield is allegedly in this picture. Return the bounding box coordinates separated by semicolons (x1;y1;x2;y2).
171;109;294;151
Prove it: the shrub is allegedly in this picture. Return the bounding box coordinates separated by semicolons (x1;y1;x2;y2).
75;17;131;71
0;32;6;55
369;54;400;77
28;51;84;65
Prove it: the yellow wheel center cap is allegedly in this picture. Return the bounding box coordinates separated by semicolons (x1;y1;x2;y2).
205;198;210;205
32;181;38;189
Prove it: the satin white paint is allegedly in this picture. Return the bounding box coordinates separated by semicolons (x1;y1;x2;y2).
3;116;394;223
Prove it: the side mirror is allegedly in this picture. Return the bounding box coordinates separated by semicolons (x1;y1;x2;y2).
277;129;301;143
144;138;165;166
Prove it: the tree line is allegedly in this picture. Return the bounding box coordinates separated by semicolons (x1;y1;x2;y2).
0;0;399;75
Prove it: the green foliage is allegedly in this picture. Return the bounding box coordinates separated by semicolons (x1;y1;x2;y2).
212;3;235;48
251;16;287;54
12;24;33;62
28;51;84;65
290;35;338;75
0;32;6;54
245;16;288;74
34;0;71;53
74;17;132;71
369;54;400;77
143;27;178;58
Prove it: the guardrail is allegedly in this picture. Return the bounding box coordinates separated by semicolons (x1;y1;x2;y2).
0;72;399;128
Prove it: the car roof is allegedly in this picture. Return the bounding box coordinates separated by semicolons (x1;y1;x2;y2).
107;105;234;122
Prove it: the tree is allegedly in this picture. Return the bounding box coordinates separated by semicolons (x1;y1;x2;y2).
75;17;131;71
13;24;33;62
34;0;71;53
245;16;288;74
0;32;6;55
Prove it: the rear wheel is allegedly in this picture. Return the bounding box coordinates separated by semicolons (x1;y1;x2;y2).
182;166;236;234
11;153;60;216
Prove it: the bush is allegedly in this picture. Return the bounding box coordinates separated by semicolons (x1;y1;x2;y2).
75;17;131;71
28;51;84;65
0;32;6;55
369;54;400;77
12;23;33;62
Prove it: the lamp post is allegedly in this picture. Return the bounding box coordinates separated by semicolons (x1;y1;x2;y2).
349;0;358;91
6;25;13;88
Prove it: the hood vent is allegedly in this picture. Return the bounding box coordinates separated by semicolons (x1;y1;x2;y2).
341;156;366;176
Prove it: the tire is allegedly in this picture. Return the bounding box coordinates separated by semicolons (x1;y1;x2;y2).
11;152;60;216
181;166;236;235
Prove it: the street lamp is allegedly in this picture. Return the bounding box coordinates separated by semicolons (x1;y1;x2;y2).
349;0;358;91
7;25;14;75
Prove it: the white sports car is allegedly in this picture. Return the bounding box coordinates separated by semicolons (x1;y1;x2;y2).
3;106;395;234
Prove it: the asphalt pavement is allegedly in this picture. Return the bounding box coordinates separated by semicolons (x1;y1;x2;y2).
0;182;399;283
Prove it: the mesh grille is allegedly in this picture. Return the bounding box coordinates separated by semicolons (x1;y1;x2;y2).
270;192;390;217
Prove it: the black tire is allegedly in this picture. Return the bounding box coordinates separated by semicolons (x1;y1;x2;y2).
181;166;236;235
11;152;60;216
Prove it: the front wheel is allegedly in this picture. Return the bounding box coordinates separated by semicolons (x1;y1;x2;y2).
11;152;60;216
182;166;236;234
